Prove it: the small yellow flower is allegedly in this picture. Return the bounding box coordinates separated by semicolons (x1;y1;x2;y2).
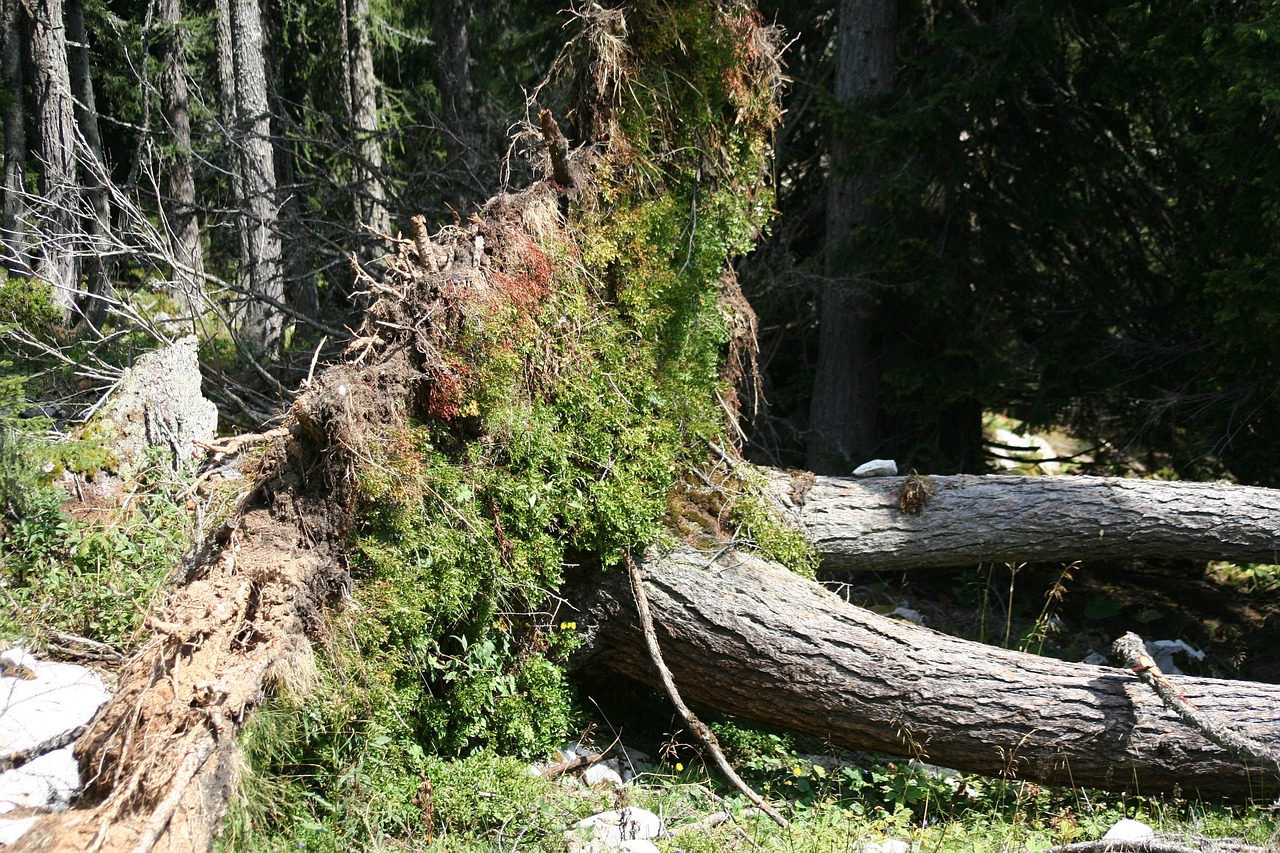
792;766;804;776
675;762;684;772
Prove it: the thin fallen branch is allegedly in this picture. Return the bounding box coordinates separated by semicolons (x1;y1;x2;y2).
538;749;607;779
1112;632;1280;781
624;551;789;828
1036;839;1269;853
0;725;87;773
47;630;126;663
194;425;294;462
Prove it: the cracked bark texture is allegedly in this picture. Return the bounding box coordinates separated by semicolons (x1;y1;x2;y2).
579;546;1280;801
768;472;1280;572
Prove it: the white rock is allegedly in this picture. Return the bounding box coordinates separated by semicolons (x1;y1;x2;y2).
861;840;911;853
888;606;923;625
0;649;111;838
1145;639;1205;675
615;745;651;782
0;657;110;757
582;762;624;788
1082;651;1109;667
988;425;1062;474
0;816;40;846
568;839;661;853
852;459;898;477
0;747;81;812
574;807;665;844
618;842;660;853
0;648;37;673
1102;818;1154;841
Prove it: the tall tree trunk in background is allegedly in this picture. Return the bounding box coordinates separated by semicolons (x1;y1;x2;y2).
228;0;283;360
806;0;897;475
157;0;205;322
29;0;81;321
214;0;250;288
346;0;389;244
65;0;110;329
433;0;475;175
260;12;317;325
1;0;30;274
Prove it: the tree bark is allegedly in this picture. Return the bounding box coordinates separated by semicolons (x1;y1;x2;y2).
767;470;1280;572
345;0;389;241
156;0;205;321
433;0;472;125
432;0;479;187
806;0;897;475
227;0;283;360
65;0;109;329
28;0;81;321
1;0;30;274
579;545;1280;801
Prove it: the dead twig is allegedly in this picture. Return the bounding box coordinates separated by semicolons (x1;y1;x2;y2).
194;426;294;462
1035;839;1269;853
1112;632;1280;781
0;725;87;772
538;749;608;779
625;551;789;827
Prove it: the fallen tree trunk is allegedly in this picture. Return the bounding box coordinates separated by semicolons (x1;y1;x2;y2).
579;545;1280;801
769;470;1280;572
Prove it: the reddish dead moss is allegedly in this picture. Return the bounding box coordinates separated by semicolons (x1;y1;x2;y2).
418;365;469;422
489;228;556;317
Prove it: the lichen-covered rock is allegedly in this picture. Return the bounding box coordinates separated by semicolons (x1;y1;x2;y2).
90;335;217;480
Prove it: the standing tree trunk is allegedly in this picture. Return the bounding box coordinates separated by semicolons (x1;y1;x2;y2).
28;0;81;322
345;0;389;242
65;0;110;329
806;0;897;475
259;12;317;325
1;0;30;274
213;0;250;294
156;0;205;322
432;0;477;186
227;0;283;361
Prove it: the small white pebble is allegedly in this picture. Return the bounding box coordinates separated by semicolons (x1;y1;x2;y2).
852;459;898;477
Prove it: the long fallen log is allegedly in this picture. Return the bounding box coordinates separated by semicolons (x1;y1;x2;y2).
578;545;1280;801
768;471;1280;571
